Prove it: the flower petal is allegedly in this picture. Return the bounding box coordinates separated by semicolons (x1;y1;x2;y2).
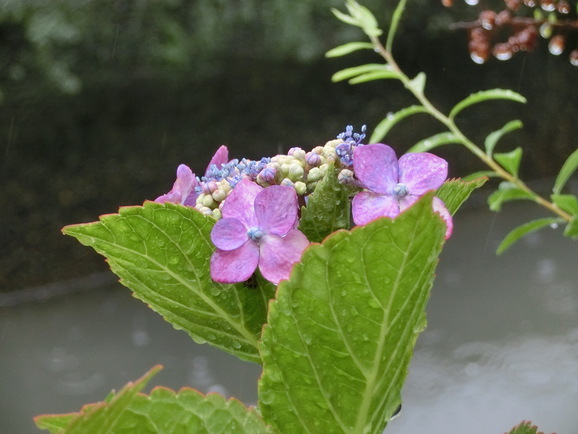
398;152;448;195
353;144;398;194
221;179;261;227
205;145;229;176
258;230;309;284
155;164;197;205
432;197;453;240
211;218;249;251
210;241;259;283
254;185;298;236
352;191;400;225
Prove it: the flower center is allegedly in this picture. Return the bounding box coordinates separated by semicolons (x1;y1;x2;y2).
393;183;409;198
247;227;264;242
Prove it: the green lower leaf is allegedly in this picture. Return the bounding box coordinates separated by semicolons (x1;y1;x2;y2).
299;164;350;242
484;119;523;157
35;366;272;434
435;177;488;216
497;217;561;255
259;193;445;434
551;193;578;215
331;64;393;83
63;202;275;363
507;420;549;434
488;182;535;211
461;170;498;182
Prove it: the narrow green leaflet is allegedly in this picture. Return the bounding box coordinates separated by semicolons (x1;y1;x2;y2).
488;181;535;211
331;0;382;38
553;147;578;194
506;420;547;434
348;70;401;84
435;177;488;216
551;193;578;215
449;89;526;120
407;131;462;153
325;42;374;58
259;193;446;434
63;202;276;364
299;164;350;243
484;120;523;157
331;64;394;83
564;216;578;239
35;366;272;434
497;217;562;255
494;147;523;177
369;105;428;144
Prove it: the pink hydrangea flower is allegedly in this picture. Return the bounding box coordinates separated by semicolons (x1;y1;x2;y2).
352;143;453;239
210;179;309;284
155;145;229;206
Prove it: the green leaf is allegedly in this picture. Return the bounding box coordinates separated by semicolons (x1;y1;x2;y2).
435;177;488;216
369;105;429;144
386;0;408;53
484;120;524;156
564;216;578;239
299;164;350;243
553;147;578;194
259;193;446;434
461;170;499;182
345;0;383;37
551;193;578;215
325;42;374;58
63;202;275;364
494;147;523;177
488;182;536;211
407;72;426;94
348;70;400;84
407;131;462;153
449;89;526;120
331;64;394;83
497;217;562;254
330;7;360;27
35;366;272;434
506;420;547;434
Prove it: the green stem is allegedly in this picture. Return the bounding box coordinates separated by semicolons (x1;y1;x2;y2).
369;35;572;223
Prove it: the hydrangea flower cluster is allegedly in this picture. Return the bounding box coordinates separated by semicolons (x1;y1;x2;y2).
155;126;452;284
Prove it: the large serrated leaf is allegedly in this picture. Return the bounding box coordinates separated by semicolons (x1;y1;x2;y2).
63;202;275;364
449;89;526;120
35;366;272;434
369;105;429;144
259;193;445;434
435;177;488;216
407;131;462;153
506;420;549;434
494;147;523;177
553;147;578;194
325;42;374;58
488;182;536;211
484;119;523;157
496;217;562;255
298;164;350;243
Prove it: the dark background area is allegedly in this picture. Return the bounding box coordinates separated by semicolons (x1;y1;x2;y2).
1;0;577;292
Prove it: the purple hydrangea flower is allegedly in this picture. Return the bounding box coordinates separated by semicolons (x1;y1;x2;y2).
352;143;453;239
210;179;310;284
155;146;229;206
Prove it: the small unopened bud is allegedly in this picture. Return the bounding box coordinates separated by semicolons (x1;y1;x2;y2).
306;152;322;167
212;188;227;202
306;167;323;182
294;181;307;195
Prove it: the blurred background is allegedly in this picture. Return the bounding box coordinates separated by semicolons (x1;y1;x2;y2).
1;0;577;433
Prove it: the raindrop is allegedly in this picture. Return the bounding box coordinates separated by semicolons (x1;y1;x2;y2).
494;46;513;60
539;23;553;39
569;50;578;66
549;222;559;229
548;35;565;55
231;340;242;349
540;0;556;11
464;0;479;5
470;52;486;64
